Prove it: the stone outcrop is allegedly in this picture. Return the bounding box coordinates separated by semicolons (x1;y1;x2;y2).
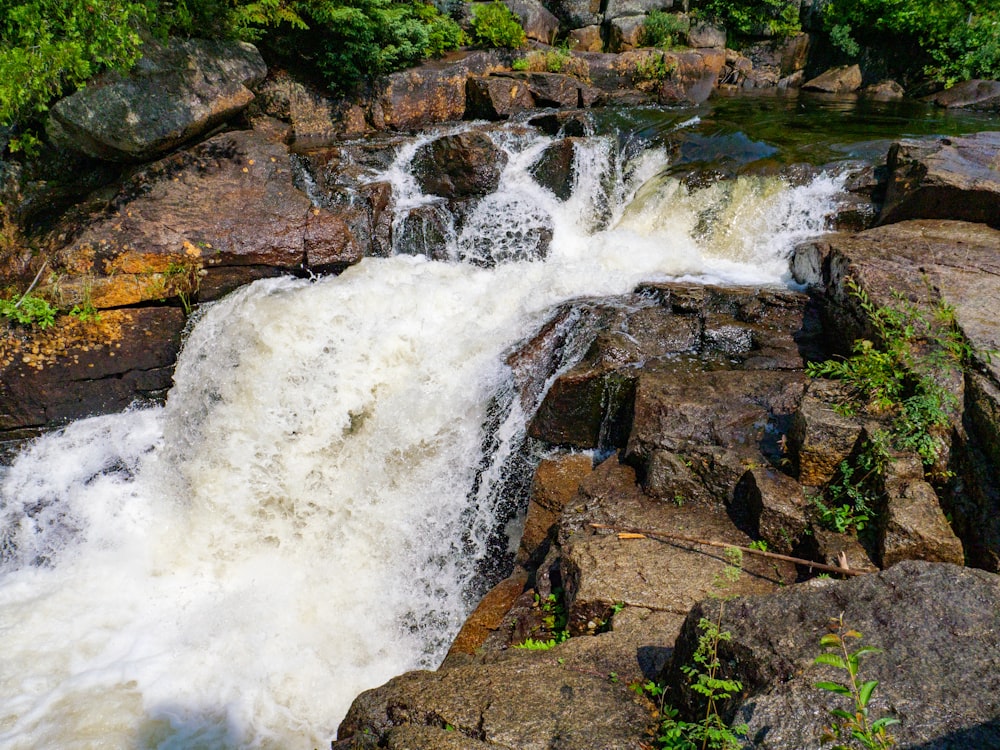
802;64;862;93
413;131;508;198
665;561;1000;749
48;39;267;162
465;76;535;120
792;219;1000;570
0;308;183;437
504;0;560;43
927;79;1000;112
877;132;1000;229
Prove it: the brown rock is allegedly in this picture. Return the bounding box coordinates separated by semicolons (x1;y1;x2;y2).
733;465;809;554
687;21;726;48
369;50;506;131
496;71;583;108
656;48;726;104
41;125;360;310
878;132;1000;229
880;455;964;567
446;569;529;657
862;79;905;100
603;0;673;19
567;25;603;53
789;379;864;486
465;76;535;120
529;137;583;200
927;79;1000;112
605;16;645;53
517;453;594;566
0;308;183;435
802;64;862;93
412;131;508;198
810;526;878;573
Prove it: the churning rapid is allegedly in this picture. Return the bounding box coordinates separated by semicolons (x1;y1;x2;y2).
0;118;843;748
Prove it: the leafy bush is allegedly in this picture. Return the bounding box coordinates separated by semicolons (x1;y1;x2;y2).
513;47;590;78
696;0;800;40
470;0;526;49
823;0;1000;84
0;0;147;142
641;10;688;48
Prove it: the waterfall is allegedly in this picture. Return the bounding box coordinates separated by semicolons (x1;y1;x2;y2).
0;120;845;748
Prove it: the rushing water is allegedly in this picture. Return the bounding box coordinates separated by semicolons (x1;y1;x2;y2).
1;94;981;748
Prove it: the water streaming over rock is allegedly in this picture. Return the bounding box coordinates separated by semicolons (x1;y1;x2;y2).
0;118;844;748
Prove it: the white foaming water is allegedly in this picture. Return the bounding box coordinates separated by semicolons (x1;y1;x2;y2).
0;122;845;748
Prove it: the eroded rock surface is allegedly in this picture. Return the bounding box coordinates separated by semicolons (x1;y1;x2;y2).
665;561;1000;749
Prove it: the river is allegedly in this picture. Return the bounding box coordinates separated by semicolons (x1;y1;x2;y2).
0;94;992;748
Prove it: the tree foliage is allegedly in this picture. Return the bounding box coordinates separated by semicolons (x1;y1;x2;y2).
696;0;800;40
824;0;1000;84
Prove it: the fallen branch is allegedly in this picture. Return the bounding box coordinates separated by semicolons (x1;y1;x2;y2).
14;260;48;308
589;523;866;577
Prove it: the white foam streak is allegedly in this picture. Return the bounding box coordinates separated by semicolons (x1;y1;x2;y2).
0;123;845;748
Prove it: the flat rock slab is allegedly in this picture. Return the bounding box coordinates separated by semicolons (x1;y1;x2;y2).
0;307;183;435
927;79;1000;112
664;560;1000;749
48;38;266;161
337;655;654;749
878;132;1000;229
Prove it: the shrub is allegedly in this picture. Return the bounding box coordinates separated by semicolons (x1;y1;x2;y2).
823;0;1000;84
0;0;147;141
514;47;589;78
696;0;800;41
0;293;57;328
641;10;688;49
470;0;526;49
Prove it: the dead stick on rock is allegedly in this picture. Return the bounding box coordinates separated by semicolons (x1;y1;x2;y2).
588;523;866;577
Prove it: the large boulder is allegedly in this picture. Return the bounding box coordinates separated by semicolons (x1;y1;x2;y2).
39;122;367;312
927;79;1000;112
369;51;506;130
337;651;654;749
48;38;266;162
504;0;560;42
664;561;1000;749
465;76;535;120
878;132;1000;229
412;131;507;198
802;64;862;93
603;0;672;19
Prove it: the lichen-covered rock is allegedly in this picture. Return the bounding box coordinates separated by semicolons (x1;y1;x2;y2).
605;16;646;53
664;561;1000;749
546;0;602;28
687;21;726;48
48;38;266;162
802;63;862;93
567;25;603;52
603;0;672;19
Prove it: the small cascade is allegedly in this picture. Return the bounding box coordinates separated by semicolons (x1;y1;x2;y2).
0;115;847;748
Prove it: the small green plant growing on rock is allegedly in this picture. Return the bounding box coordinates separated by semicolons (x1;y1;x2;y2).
470;1;526;49
632;52;676;91
649;547;748;750
0;292;57;329
814;614;898;750
813;436;889;534
514;589;569;650
641;10;688;48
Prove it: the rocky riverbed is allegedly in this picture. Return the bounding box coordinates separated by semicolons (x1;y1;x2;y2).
2;29;1000;750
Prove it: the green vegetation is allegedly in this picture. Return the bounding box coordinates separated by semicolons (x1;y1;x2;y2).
0;292;57;328
641;10;688;49
511;46;589;78
696;0;800;41
814;615;898;749
632;52;676;90
823;0;1000;85
0;0;465;136
470;0;525;49
514;589;569;650
806;280;982;533
639;547;748;750
806;280;974;470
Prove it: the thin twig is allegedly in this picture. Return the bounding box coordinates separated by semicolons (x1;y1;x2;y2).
588;523;866;577
14;260;48;308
